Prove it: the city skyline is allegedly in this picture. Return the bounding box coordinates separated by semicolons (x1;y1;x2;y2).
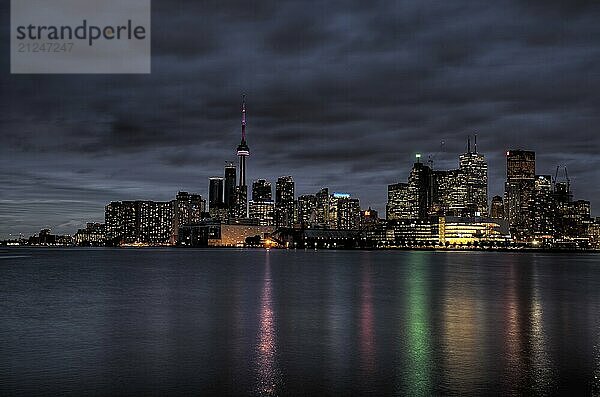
1;116;597;239
4;112;597;246
2;0;600;239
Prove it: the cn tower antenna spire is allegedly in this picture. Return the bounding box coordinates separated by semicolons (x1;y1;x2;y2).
241;93;247;142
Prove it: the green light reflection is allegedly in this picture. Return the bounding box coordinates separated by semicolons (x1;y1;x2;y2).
403;253;432;396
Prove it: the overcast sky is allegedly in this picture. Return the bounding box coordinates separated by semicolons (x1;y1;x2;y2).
1;0;599;238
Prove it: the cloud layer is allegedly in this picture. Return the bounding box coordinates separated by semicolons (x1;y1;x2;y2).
1;0;599;237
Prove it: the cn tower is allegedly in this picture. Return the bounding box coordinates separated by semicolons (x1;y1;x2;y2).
237;94;250;187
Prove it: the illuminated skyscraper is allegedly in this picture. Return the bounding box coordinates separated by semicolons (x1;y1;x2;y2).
173;191;206;242
386;154;432;220
459;136;488;216
431;169;468;216
297;194;317;228
248;201;275;226
532;175;555;239
315;188;330;226
328;193;361;230
275;176;295;227
386;182;412;220
504;150;535;240
105;200;174;246
248;179;274;226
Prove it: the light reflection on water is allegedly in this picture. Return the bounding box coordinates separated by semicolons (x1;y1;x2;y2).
359;256;376;378
253;254;281;396
530;263;553;395
442;261;481;392
504;261;525;392
1;249;599;396
403;254;432;396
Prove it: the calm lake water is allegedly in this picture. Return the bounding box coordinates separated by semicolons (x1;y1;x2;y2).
1;248;599;396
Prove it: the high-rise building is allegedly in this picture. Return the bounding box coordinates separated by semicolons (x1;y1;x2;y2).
572;200;592;239
224;162;237;210
408;158;432;220
490;195;504;219
208;178;224;209
248;200;275;226
504;150;535;240
232;187;248;219
532;175;555;239
74;222;106;246
431;169;468;216
252;179;272;202
275;176;295;227
386;182;412;220
248;179;273;225
328;193;361;230
140;201;174;244
105;201;138;244
105;200;173;245
459;136;488;216
315;188;330;226
235;95;250;218
173;191;206;242
297;194;317;228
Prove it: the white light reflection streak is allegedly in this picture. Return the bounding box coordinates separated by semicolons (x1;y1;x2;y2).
254;253;281;396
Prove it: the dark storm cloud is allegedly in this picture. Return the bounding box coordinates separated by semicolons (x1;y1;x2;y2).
1;0;599;237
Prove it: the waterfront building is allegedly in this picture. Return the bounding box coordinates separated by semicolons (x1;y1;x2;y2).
274;228;366;249
140;200;174;244
439;216;508;246
386;219;439;246
28;229;73;246
105;201;138;244
173;191;206;242
74;222;106;246
105;200;173;245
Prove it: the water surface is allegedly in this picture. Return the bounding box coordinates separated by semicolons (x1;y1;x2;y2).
1;248;599;396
